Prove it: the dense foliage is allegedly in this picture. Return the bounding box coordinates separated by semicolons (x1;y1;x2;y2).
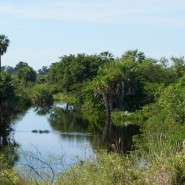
1;45;185;184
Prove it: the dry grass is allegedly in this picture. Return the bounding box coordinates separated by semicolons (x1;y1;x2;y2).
1;148;185;185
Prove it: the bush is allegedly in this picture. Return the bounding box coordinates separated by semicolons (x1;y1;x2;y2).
31;84;53;106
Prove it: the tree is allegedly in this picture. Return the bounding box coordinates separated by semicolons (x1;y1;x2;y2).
48;53;110;93
87;59;139;127
121;50;145;63
136;75;185;158
0;35;10;73
0;73;17;130
99;51;114;62
14;61;28;72
171;56;185;78
38;66;49;75
1;65;15;74
17;66;36;82
31;84;53;105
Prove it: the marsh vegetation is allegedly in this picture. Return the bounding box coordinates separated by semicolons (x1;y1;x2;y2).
1;36;185;184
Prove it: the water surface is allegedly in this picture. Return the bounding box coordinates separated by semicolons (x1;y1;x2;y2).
13;103;95;177
4;102;140;180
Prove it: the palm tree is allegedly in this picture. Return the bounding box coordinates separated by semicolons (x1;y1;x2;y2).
92;62;127;128
0;35;10;73
122;49;145;63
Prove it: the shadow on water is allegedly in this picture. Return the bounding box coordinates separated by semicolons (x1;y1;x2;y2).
47;103;141;154
48;103;89;133
33;105;52;116
0;104;29;166
93;123;141;154
0;99;140;177
0;109;18;166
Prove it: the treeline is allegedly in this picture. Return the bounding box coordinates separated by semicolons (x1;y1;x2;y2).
2;50;185;184
1;50;185;122
1;50;185;132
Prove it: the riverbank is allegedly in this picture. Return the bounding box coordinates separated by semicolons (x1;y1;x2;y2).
53;93;76;104
1;147;185;185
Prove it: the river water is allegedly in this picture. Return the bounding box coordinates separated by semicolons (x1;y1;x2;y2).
12;103;96;179
2;102;139;180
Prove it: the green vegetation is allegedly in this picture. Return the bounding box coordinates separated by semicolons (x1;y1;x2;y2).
53;93;76;103
57;149;185;185
1;149;185;185
0;34;9;73
1;36;185;184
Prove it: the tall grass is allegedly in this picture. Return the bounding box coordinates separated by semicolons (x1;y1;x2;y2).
1;145;185;185
53;93;76;103
56;148;185;185
1;117;185;185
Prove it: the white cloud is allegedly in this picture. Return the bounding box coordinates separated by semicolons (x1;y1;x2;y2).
0;0;185;26
1;0;184;69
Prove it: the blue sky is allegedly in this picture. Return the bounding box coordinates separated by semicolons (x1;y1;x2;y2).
1;0;185;70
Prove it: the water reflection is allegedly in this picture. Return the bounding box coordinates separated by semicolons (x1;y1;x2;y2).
93;124;140;154
49;103;89;133
0;102;140;178
47;103;140;154
33;105;52;116
0;99;29;166
13;103;94;176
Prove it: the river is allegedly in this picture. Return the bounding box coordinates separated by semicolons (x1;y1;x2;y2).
0;102;139;180
12;103;96;179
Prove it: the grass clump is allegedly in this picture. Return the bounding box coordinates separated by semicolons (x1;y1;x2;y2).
53;93;76;103
1;147;185;185
56;150;133;185
55;149;185;185
0;153;25;185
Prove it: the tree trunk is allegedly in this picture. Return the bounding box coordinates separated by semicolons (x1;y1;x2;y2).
116;81;124;108
102;91;112;128
0;54;1;73
101;122;113;148
2;134;8;146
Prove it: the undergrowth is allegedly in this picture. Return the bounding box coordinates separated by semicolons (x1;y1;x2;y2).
1;147;185;185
